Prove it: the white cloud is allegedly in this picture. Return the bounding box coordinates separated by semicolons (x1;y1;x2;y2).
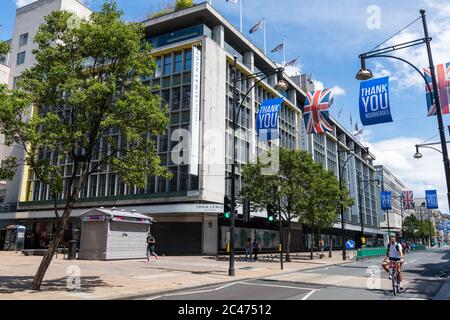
332;85;346;96
376;0;450;91
313;80;324;91
312;80;346;96
367;136;449;214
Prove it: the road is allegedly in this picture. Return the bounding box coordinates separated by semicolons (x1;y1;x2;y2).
141;248;450;300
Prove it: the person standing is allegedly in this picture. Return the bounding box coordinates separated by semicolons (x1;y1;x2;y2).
146;233;158;262
244;238;252;261
252;239;260;261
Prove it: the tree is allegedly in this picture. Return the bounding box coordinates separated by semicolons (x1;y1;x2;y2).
403;214;420;242
241;148;311;261
0;2;169;290
299;161;353;260
175;0;194;11
240;147;353;261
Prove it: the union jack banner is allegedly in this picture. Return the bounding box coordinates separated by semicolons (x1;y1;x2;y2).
424;62;450;116
402;191;415;210
303;89;334;134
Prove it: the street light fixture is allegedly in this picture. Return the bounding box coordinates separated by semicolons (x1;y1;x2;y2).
228;56;288;277
356;10;450;213
355;59;373;81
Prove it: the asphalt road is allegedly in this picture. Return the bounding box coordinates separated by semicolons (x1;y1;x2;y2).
142;248;450;300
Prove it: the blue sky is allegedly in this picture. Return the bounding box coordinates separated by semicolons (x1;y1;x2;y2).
2;0;450;213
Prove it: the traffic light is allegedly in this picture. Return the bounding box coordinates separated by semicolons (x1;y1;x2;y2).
224;195;232;220
267;204;277;222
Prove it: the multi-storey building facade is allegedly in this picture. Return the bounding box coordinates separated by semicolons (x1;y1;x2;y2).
375;165;413;240
1;40;12;207
0;1;383;254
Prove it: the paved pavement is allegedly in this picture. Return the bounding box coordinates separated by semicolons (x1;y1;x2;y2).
0;250;347;300
142;248;450;300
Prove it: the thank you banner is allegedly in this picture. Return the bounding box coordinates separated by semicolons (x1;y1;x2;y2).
256;97;283;141
381;191;392;210
359;76;393;126
425;190;439;209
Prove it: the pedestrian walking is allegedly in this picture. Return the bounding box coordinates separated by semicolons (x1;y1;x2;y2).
252;239;260;261
244;238;252;261
146;232;158;262
319;239;324;252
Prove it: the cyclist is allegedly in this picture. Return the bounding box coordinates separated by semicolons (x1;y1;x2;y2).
382;235;404;290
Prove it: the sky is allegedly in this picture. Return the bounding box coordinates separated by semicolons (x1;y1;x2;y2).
1;0;450;213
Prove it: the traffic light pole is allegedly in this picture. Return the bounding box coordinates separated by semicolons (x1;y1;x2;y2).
229;57;238;277
278;196;283;270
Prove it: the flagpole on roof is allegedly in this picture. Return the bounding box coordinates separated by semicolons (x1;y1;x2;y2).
283;39;286;64
240;0;243;33
263;18;267;55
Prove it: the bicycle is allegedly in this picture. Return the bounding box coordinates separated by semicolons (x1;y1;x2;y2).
388;260;401;295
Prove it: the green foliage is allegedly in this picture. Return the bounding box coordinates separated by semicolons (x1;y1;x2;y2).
403;214;420;239
0;40;10;56
241;147;353;259
175;0;194;10
0;1;169;199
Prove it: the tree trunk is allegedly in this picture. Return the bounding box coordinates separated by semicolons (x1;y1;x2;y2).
329;233;333;258
285;220;291;262
310;227;314;260
31;206;73;290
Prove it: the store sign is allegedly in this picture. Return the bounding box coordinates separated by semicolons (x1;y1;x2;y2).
256;97;283;141
359;76;393;126
189;46;202;176
425;190;438;209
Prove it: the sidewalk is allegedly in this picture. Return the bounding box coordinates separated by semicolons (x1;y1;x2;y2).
0;250;349;300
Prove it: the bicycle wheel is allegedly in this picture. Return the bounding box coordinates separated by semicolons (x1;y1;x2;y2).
391;272;397;296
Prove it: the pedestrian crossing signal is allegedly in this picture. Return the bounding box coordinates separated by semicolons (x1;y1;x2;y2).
267;204;276;222
224;195;232;220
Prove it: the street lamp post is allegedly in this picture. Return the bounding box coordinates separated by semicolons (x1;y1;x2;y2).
337;146;371;259
229;56;288;276
356;10;450;213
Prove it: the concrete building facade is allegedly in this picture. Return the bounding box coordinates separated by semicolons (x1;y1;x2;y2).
0;1;384;254
375;165;413;240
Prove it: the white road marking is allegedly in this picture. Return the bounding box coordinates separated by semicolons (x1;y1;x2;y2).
145;282;240;300
238;281;319;292
301;290;316;300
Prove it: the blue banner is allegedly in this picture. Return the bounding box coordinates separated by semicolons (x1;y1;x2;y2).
438;223;444;231
256;97;283;141
359;76;393;126
425;190;439;209
446;222;450;231
381;191;392;210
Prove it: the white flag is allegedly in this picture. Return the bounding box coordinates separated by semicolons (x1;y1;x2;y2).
226;0;238;3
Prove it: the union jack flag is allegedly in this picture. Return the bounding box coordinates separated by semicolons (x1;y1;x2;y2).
424;62;450;116
402;191;415;210
303;89;334;134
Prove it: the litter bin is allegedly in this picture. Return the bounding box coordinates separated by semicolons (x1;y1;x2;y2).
67;240;78;260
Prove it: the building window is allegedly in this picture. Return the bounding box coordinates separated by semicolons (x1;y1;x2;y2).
163;54;172;75
13;76;21;89
174;52;182;73
16;51;25;65
19;33;28;47
0;55;5;65
184;50;192;71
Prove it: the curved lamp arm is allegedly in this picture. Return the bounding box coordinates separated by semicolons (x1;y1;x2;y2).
417;144;443;154
233;74;273;128
363;54;433;97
